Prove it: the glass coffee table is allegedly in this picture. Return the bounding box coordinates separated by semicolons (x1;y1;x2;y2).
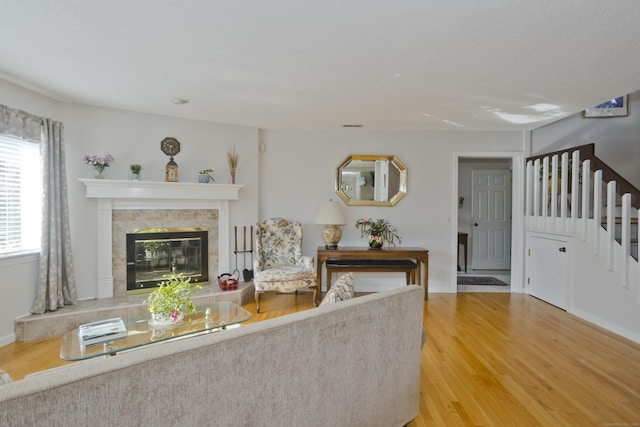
60;301;251;360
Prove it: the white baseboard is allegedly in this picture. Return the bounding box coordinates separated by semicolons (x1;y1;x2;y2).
429;286;456;293
351;283;440;294
569;307;640;345
0;332;16;348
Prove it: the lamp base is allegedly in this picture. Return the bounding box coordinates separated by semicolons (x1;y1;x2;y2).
321;225;342;249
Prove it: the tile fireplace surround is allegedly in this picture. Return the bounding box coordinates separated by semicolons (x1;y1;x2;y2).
80;179;244;298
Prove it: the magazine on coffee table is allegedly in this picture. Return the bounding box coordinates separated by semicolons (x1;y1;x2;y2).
78;318;127;346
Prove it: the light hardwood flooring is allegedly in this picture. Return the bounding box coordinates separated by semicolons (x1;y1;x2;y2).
1;292;640;426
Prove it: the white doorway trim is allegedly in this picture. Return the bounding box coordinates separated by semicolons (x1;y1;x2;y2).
452;151;525;294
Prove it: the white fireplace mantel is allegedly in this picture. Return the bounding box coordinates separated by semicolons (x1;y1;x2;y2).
80;178;243;202
79;179;244;298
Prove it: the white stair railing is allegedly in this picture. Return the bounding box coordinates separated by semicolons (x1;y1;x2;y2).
525;149;639;289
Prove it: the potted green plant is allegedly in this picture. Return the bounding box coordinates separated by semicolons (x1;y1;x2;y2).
129;164;142;181
144;273;201;326
198;168;214;183
355;218;402;249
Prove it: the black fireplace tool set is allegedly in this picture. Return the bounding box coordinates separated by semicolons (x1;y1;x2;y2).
233;225;254;282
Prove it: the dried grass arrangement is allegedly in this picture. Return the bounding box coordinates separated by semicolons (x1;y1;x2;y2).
227;145;239;184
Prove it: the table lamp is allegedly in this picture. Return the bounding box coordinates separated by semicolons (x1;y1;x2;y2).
315;200;346;249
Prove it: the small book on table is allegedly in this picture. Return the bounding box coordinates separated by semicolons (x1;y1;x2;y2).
78;317;127;346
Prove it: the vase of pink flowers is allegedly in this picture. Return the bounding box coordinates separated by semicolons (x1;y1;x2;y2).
83;154;114;179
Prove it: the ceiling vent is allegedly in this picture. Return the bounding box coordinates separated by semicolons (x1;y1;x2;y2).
170;97;190;105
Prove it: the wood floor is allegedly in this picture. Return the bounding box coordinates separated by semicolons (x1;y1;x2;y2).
1;292;640;426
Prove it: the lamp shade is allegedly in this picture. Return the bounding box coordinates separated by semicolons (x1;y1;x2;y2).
315;200;346;225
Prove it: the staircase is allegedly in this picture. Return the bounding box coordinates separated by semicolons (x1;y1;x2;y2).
525;143;639;289
602;195;638;261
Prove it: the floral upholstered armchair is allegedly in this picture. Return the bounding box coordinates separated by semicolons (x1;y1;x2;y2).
253;218;318;313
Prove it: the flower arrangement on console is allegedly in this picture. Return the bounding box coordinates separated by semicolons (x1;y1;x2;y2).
355;218;401;248
83;154;114;178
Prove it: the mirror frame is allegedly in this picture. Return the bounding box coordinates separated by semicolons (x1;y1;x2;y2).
335;154;408;206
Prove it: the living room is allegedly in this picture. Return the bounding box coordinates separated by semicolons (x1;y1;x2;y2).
2;3;640;425
1;2;640;348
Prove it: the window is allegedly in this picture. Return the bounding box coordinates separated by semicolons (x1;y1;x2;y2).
0;135;41;256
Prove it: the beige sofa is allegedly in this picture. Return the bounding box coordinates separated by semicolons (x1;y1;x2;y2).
0;285;424;427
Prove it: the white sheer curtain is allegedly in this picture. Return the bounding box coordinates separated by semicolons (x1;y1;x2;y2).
0;104;76;313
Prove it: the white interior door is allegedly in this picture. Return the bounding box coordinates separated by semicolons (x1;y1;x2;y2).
471;169;512;270
527;233;571;310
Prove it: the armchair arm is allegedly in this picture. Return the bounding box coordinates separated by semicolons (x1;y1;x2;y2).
300;255;315;272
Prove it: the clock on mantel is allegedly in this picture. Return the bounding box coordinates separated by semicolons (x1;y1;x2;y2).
161;137;180;182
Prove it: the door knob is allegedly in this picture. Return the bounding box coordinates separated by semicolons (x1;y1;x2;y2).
559;247;566;252
474;223;478;227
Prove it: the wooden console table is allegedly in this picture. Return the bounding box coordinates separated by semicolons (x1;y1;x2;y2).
317;246;429;303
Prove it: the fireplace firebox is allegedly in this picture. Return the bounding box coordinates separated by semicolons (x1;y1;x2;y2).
126;228;208;292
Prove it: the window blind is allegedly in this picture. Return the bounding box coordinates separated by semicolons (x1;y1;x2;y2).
0;135;41;255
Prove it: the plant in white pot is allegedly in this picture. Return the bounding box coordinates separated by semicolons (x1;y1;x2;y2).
144;273;201;327
198;168;214;183
129;164;142;181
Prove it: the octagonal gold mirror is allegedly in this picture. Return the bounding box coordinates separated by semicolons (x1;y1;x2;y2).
335;155;407;206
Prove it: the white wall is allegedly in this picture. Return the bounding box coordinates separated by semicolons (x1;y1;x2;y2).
0;79;61;120
531;90;640;188
260;130;525;293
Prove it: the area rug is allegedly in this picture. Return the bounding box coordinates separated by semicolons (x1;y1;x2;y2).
457;276;509;286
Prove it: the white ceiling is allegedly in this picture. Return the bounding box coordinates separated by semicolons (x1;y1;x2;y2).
2;1;640;131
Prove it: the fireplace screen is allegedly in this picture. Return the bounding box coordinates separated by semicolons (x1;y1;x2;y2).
126;228;208;292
